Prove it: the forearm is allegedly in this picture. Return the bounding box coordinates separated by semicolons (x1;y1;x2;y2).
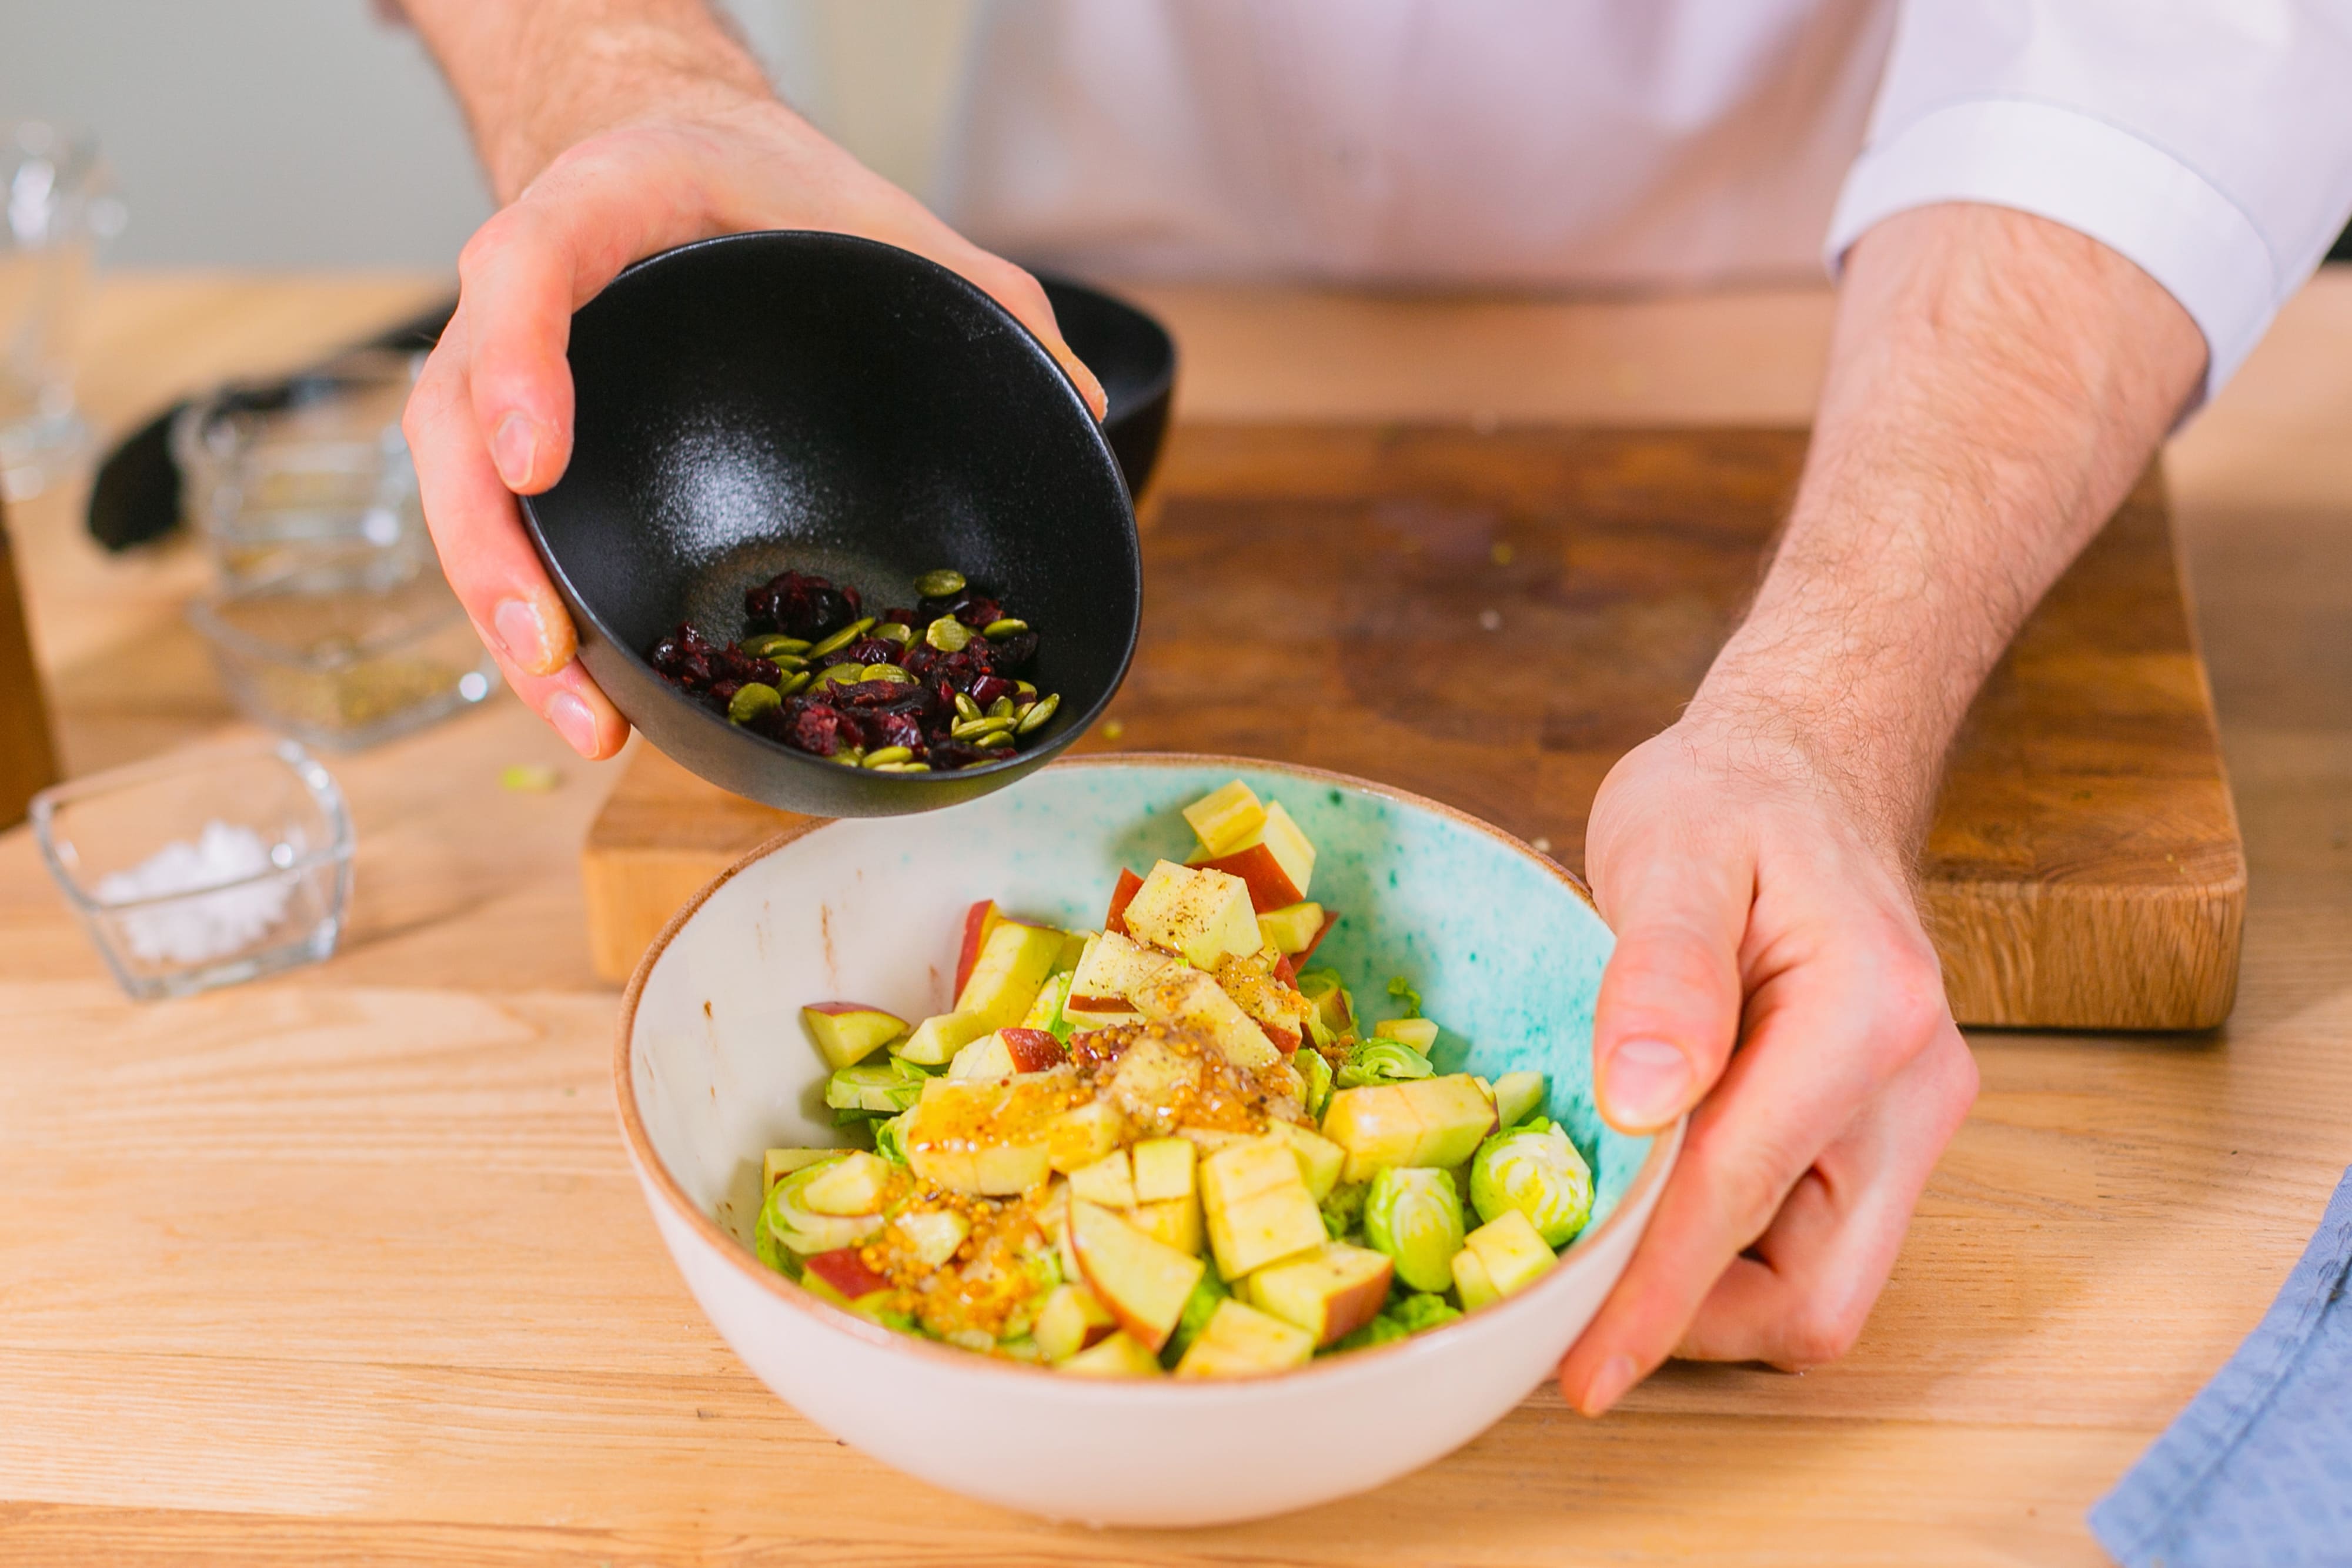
401;0;771;200
1693;202;2207;855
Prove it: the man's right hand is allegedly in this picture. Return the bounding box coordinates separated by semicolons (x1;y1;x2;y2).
400;62;1102;759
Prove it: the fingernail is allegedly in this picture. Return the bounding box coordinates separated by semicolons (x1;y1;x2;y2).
493;596;552;673
492;412;539;491
1581;1354;1638;1417
1602;1037;1692;1129
546;690;599;757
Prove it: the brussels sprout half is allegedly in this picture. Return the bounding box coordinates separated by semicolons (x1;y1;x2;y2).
1362;1165;1466;1293
1335;1038;1434;1090
1468;1119;1593;1248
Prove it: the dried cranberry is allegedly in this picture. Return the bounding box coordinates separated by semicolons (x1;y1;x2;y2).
826;637;898;667
867;710;926;751
956;597;1003;628
988;628;1039;671
927;740;988;770
746;570;858;640
968;675;1015;708
787;703;847;756
881;607;918;628
709;679;744;707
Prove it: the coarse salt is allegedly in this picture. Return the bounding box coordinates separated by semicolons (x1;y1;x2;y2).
95;821;293;965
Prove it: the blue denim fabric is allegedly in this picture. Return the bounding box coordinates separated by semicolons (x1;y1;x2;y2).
2091;1167;2352;1568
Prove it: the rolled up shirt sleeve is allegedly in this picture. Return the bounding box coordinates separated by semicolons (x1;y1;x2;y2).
1826;1;2352;404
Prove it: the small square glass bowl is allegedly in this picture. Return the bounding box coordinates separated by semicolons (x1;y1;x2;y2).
187;546;500;751
31;738;355;1001
171;348;429;584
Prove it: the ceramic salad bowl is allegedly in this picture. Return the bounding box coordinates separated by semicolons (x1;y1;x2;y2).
616;755;1681;1526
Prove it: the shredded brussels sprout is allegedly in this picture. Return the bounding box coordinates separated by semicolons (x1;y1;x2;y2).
1469;1118;1594;1247
1336;1038;1435;1089
1296;1044;1335;1120
1385;973;1422;1018
1363;1166;1467;1292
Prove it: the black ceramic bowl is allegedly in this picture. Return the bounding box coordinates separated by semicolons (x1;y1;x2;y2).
520;232;1144;817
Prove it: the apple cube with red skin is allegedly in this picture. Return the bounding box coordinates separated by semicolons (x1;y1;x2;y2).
904;1076;1064;1195
1104;868;1145;935
953;900;1002;997
1033;1282;1117;1362
800;1246;891;1305
1191;800;1317;911
1121;861;1262;969
1256;901;1325;955
1249;1242;1394;1346
1200;1135;1328;1280
1172;1299;1315;1378
1063;930;1167;1026
1057;1329;1165;1378
1069;1199;1207;1353
1181;780;1268;858
954;918;1065;1030
894;1009;992;1068
947;1032;1016;1081
999;1027;1065;1072
1322;1074;1499;1184
800;1003;908;1069
1297;908;1339;964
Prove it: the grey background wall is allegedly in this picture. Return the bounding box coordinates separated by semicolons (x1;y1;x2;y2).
0;1;969;269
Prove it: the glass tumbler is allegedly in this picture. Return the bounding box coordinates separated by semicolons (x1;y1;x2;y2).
1;122;122;501
31;738;356;1001
173;349;429;585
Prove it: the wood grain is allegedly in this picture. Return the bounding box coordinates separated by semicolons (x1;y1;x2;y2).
0;506;61;831
584;423;2244;1029
2;272;2348;1568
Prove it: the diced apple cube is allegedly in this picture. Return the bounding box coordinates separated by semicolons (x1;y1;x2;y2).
1070;1199;1207;1352
1200;1135;1328;1280
904;1075;1064;1195
890;1206;970;1270
1322;1074;1500;1183
1451;1240;1501;1310
1000;1027;1066;1072
1255;900;1325;955
1063;930;1168;1025
953;919;1065;1030
1492;1070;1546;1129
1131;1137;1197;1203
1271;1121;1346;1201
1019;971;1073;1033
1372;1017;1440;1054
1192;800;1316;910
1121;861;1262;969
1464;1208;1558;1299
1046;1098;1127;1173
763;1148;839;1191
800;1246;891;1305
1033;1282;1117;1362
894;1009;992;1068
954;900;1003;997
1182;781;1268;858
796;1150;894;1216
1127;1193;1204;1255
1058;1329;1166;1378
1068;1149;1138;1209
800;1003;908;1069
947;1032;1017;1081
1130;965;1279;1070
1248;1241;1394;1346
1172;1299;1315;1378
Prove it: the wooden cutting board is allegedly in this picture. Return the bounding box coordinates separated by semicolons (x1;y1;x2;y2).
583;422;2244;1030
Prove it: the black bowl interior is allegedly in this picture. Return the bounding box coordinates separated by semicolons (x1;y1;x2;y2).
520;232;1141;817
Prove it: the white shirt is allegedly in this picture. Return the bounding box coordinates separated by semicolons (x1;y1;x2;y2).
934;0;2352;400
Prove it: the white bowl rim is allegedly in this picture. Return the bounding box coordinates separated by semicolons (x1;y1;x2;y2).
614;750;1684;1398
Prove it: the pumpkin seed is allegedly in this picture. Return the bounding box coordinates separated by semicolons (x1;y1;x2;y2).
924;616;972;653
914;569;966;599
860;663;916;685
973;730;1016;750
987;696;1015;720
1015;691;1060;733
813;663;862;688
766;653;809;672
829;748;865;767
982;617;1028;640
777;670;813;697
870;761;932;773
1014;680;1037;698
862;746;914;768
726;683;782;725
950;716;1014;741
807;617;876;658
741;634;810;658
953;693;983;722
874;621;914;647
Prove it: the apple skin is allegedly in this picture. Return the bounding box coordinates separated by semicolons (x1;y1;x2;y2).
801;1003;910;1069
1297;910;1341;964
1070;1199;1207;1353
801;1246;891;1302
999;1027;1065;1072
1195;842;1306;912
1104;868;1145;935
954;900;1002;998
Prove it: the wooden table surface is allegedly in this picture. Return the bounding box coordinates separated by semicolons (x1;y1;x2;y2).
2;271;2348;1566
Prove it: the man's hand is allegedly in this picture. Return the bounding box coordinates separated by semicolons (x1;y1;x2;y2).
400;1;1102;758
1558;202;2209;1410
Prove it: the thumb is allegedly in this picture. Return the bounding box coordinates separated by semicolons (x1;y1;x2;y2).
1589;851;1749;1134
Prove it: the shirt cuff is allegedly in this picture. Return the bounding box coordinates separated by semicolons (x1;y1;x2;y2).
1826;98;2280;405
